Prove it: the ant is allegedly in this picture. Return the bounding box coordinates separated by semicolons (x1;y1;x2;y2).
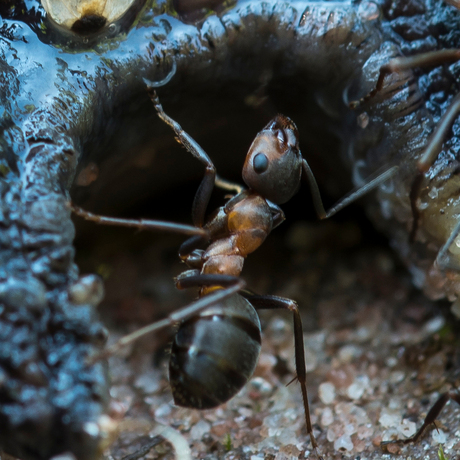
72;87;397;458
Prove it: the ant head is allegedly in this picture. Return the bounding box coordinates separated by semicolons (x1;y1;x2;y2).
242;115;302;204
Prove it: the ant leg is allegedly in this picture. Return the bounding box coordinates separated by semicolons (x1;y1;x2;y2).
147;88;216;228
409;93;460;241
71;204;207;237
436;218;460;271
242;293;324;460
178;207;229;259
381;390;460;447
86;276;245;365
178;235;208;261
416;93;460;174
349;49;460;109
301;158;399;219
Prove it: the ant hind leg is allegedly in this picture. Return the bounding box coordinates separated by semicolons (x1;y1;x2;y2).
243;292;324;460
381;390;460;447
86;275;245;365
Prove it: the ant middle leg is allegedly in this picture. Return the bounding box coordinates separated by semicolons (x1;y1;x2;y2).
436;216;460;271
71;204;207;237
147;88;216;228
242;292;324;460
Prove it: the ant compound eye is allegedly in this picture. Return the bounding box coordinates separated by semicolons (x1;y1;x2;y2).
253;153;269;174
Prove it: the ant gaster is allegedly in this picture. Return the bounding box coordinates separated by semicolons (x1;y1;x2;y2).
73;87;394;458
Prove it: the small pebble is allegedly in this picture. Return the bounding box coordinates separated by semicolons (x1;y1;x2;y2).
372;435;382;447
257;352;277;372
423;315;445;334
389;370;405;384
274;453;297;460
134;370;161;394
344;423;356;435
319;382;336;404
432;429;447;444
399;419;416;438
357;424;374;440
385;357;398;368
347;382;365;400
334;434;354;452
249;377;273;394
190;420;211;440
327;427;338;443
379;409;401;428
211;421;231;437
238;407;252;418
321;407;334;427
50;454;77;460
154;403;172;419
386;443;401;454
338;345;362;363
327;365;356;388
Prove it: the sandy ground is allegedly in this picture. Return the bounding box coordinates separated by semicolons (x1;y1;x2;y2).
74;212;460;460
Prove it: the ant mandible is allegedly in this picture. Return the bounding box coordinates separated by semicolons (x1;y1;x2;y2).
73;87;395;458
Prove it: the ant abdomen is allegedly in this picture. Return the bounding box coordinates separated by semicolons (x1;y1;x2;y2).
169;293;261;409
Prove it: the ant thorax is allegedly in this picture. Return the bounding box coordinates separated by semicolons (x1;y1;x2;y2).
199;191;273;279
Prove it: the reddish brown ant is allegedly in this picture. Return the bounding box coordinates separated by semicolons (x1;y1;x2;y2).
72;88;334;457
72;86;400;458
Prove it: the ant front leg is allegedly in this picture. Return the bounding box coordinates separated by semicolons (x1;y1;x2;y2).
381;389;460;448
147;88;216;228
242;292;324;460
